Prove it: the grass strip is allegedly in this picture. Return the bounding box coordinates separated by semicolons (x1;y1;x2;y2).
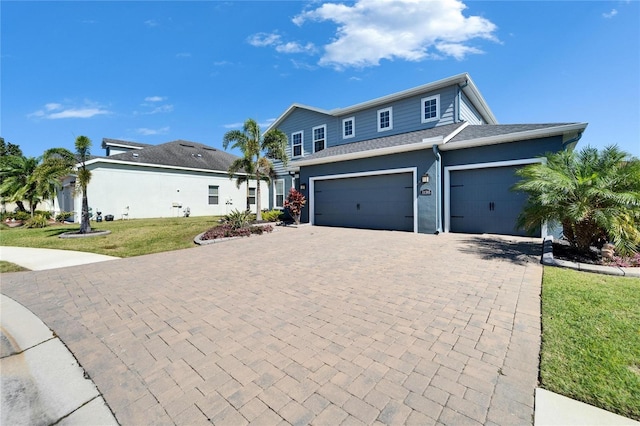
541;266;640;420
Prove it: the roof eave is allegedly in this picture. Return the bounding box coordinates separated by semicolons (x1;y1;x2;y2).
439;123;589;151
82;157;247;176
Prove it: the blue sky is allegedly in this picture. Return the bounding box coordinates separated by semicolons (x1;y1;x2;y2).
2;0;639;159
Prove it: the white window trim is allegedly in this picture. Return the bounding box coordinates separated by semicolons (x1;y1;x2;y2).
291;130;304;158
377;107;393;132
443;157;547;235
208;185;219;205
312;124;326;153
309;167;418;233
421;94;440;123
248;187;256;205
342;117;355;139
274;179;285;209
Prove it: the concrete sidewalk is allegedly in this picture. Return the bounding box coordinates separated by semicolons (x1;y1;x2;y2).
0;246;119;271
0;294;118;425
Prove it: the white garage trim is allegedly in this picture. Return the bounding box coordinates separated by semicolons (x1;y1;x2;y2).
309;167;418;233
443;158;545;234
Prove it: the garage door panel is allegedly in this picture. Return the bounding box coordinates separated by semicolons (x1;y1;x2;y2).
450;166;534;237
314;173;413;232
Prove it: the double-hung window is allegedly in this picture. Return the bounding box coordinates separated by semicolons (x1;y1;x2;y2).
342;117;355;139
274;179;285;208
292;131;303;157
377;107;393;132
312;125;326;153
249;188;256;205
421;95;440;123
208;185;219;205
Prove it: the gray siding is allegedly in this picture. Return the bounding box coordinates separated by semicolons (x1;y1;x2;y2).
277;108;335;160
459;92;485;124
443;136;564;167
297;150;439;234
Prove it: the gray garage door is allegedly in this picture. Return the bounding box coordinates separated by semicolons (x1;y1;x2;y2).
450;166;535;236
314;173;414;231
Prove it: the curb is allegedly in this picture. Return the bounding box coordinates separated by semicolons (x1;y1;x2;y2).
541;236;640;278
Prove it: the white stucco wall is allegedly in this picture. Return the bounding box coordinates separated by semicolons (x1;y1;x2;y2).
73;162;270;220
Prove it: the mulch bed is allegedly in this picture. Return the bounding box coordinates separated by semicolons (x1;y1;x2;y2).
553;240;640;267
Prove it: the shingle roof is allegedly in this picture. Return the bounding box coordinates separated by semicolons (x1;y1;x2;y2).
101;138;153;149
293;122;466;163
98;140;240;172
448;123;578;143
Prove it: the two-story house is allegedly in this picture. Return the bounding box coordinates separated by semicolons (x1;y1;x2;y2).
267;73;587;237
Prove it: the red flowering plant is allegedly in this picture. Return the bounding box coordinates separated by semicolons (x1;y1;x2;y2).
284;188;306;225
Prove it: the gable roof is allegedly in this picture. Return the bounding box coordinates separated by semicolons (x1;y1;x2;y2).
86;140;241;173
289;122;588;168
267;73;497;133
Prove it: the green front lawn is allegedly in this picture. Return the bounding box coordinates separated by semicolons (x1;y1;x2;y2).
0;216;222;258
541;267;640;420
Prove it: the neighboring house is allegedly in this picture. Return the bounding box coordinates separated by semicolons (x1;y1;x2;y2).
267;73;587;237
60;139;269;221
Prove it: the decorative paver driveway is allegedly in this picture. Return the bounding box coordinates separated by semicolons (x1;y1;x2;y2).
1;226;542;425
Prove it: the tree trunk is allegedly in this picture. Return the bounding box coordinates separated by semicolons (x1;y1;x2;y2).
80;191;91;234
256;179;262;221
15;201;26;213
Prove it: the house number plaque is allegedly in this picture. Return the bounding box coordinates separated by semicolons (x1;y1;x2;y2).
420;189;432;196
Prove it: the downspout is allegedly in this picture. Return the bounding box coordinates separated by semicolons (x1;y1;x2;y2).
432;144;443;234
457;79;469;123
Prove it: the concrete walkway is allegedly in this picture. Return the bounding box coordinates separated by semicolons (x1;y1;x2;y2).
0;246;119;271
1;229;638;425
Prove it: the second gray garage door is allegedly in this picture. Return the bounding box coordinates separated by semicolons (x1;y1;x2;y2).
450;166;535;236
314;173;414;232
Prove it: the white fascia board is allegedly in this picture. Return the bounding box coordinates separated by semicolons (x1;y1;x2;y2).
439;122;589;151
82;158;246;176
293;136;444;167
103;142;145;150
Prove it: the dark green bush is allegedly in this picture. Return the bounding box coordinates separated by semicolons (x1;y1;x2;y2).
25;214;49;228
56;211;73;222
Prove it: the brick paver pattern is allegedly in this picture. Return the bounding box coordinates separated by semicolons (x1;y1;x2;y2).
1;226;543;425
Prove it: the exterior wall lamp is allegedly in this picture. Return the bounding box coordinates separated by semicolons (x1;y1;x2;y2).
300;183;306;190
421;173;430;184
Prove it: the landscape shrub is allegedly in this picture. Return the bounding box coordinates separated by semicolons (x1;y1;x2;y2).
34;210;52;219
56;211;73;222
224;209;254;229
13;211;31;221
24;213;49;228
261;209;283;222
200;223;273;240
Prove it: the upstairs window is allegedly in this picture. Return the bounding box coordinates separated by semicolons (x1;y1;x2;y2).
421;95;440;123
208;185;219;205
313;125;326;153
377;107;393;132
343;117;355;139
249;187;256;205
292;131;303;157
274;179;285;208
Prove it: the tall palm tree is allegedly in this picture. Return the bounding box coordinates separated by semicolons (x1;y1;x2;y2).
33;147;77;214
0;155;41;215
513;145;640;256
222;119;288;220
74;136;93;234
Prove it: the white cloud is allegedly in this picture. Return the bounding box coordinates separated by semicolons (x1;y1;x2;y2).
144;19;159;27
290;0;498;69
176;52;191;58
276;42;316;54
28;101;110;119
603;9;618;18
223;122;244;129
136;127;169;136
247;32;281;47
145;96;165;102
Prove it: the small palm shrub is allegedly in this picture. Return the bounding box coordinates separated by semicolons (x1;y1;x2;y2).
25;213;49;228
224;209;255;229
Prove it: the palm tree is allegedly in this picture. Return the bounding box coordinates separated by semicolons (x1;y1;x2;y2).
0;155;41;215
513;145;640;256
74;136;93;234
222;118;288;220
33;147;77;214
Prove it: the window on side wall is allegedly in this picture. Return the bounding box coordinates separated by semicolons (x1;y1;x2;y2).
292;131;303;158
275;179;284;208
249;187;256;205
313;125;326;153
421;94;440;123
377;107;393;132
208;185;219;205
343;117;355;139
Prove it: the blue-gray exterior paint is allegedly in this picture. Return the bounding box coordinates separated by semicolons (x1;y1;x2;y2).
297;150;438;233
442;135;564;167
